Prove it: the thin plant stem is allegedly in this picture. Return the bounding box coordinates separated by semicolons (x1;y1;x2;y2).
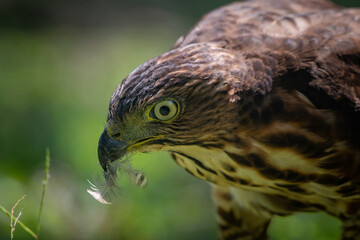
10;202;14;239
10;195;26;240
36;148;51;236
0;204;38;239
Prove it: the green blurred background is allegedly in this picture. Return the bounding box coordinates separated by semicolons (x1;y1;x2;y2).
0;0;359;239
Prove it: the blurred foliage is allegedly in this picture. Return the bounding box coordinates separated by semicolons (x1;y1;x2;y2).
0;0;358;30
0;0;359;239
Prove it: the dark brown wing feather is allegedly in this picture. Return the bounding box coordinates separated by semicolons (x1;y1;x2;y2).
174;0;360;111
174;0;339;48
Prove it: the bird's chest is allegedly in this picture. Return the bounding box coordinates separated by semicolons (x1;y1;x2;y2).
169;144;350;215
170;145;279;190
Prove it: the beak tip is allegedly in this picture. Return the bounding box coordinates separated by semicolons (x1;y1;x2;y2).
97;148;108;172
97;129;127;172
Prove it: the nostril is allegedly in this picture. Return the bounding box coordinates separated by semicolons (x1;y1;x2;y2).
111;133;120;138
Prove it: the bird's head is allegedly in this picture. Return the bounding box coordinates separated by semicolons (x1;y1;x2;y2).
96;42;272;192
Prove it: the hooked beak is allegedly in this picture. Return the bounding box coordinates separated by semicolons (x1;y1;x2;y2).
97;129;128;172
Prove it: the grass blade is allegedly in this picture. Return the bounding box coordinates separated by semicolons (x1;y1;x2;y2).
0;204;38;239
11;195;26;239
36;148;51;236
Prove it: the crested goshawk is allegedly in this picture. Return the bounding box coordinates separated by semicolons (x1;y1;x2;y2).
93;0;360;239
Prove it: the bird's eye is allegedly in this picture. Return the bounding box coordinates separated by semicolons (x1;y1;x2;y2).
149;99;179;121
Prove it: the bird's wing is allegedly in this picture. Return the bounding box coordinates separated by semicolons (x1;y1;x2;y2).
175;0;360;111
173;0;339;48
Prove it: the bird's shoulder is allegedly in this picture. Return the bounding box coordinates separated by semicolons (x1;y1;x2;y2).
173;0;360;112
173;0;340;48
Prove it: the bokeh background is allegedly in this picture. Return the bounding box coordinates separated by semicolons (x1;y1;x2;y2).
0;0;359;239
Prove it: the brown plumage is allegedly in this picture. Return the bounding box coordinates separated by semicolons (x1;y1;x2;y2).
96;0;360;239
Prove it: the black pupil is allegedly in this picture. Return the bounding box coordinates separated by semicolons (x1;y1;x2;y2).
159;106;171;116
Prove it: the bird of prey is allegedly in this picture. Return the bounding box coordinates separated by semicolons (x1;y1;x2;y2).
95;0;360;239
